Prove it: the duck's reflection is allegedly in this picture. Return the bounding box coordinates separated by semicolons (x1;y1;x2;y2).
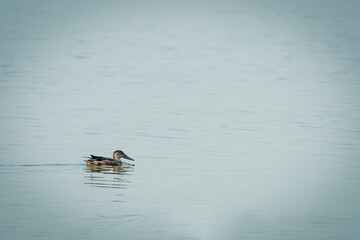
84;163;135;191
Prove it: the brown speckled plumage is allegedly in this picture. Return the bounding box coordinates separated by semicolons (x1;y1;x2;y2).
85;150;134;165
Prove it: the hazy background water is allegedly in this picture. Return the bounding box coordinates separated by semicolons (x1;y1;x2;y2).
1;0;360;239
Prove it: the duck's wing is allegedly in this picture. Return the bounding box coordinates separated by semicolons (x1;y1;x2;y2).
85;155;114;164
90;155;114;160
90;155;104;160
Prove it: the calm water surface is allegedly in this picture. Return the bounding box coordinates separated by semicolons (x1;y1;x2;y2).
1;0;360;239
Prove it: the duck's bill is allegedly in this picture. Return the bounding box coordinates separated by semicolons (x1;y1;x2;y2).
123;154;135;161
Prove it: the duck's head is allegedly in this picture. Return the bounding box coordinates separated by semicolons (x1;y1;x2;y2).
113;150;135;161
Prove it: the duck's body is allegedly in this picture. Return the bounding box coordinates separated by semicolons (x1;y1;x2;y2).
85;150;134;166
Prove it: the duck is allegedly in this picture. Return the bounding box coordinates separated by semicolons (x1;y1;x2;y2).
85;150;134;166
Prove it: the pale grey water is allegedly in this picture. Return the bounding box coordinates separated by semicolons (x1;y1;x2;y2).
1;0;360;239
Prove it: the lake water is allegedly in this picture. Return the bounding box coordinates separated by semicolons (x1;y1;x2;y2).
1;0;360;239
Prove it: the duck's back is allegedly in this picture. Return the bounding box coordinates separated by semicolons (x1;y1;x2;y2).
85;155;115;165
90;155;113;161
